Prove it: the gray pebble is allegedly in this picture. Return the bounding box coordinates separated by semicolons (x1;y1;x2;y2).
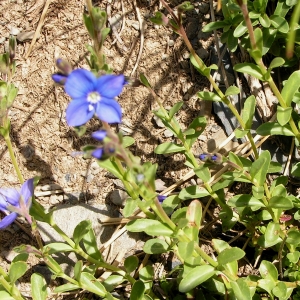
110;189;128;207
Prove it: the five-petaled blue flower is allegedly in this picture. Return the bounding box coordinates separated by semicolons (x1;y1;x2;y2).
64;69;125;126
0;178;34;229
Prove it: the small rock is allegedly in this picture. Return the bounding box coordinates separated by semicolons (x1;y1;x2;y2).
113;179;125;190
153;115;165;128
131;21;140;31
168;39;175;47
198;134;207;141
10;26;21;35
41;183;61;191
182;51;190;60
0;37;6;44
86;174;94;183
110;189;128;207
16;31;36;42
196;48;209;60
164;129;174;137
50;194;60;205
2;250;18;262
110;14;122;30
198;2;210;14
155;179;166;191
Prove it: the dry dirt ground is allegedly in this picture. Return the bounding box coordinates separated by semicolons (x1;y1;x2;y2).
0;0;231;297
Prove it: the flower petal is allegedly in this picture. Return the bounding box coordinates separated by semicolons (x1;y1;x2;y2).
0;195;7;210
66;100;94;126
91;130;107;141
96;98;122;124
20;178;34;205
0;188;20;206
96;74;125;98
0;212;17;229
52;74;67;85
65;69;96;99
92;148;104;159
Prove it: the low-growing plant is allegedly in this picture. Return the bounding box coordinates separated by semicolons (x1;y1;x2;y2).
2;0;300;299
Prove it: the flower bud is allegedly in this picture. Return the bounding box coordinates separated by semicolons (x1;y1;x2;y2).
9;35;16;63
55;58;72;75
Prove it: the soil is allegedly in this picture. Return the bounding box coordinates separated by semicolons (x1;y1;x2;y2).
0;0;255;298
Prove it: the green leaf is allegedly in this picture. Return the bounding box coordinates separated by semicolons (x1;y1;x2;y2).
161;195;180;215
231;278;252;300
98;159;123;180
234;20;248;37
171;207;188;223
259;222;282;248
124;256;139;273
154;142;185;154
277;106;292;126
217;248;245;265
250;151;270;186
228;194;265;207
268;196;293;209
252;186;264;199
292;162;300;177
253;28;263;58
186;116;207;147
82;228;103;260
122;136;135;148
233;63;263;80
0;291;15;300
272;281;288;299
268;161;283;173
259;13;271;28
139;265;154;291
228;152;243;168
73;220;91;246
74;260;82;281
169;101;184;118
103;275;124;292
179;265;215;293
178;241;194;261
270;15;289;33
241;95;256;130
225;86;240;96
130;280;145;300
269;57;285;70
287;251;300;263
190;54;210;76
202;21;228;32
179;185;210;200
194;165;211;182
9;261;27;284
80;272;106;296
259;260;278;282
140;73;152;88
54;283;79;293
281;70;300;106
127;219;173;236
31;273;48;300
143;238;169;254
186;200;202;229
44;243;73;255
256;122;295;136
197;91;222;101
123;198;138;217
286;230;300;245
262;27;277;55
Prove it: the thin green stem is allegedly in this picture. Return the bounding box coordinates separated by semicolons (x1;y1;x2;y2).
0;276;24;300
4;134;24;184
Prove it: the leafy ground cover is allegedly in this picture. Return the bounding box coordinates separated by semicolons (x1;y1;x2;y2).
2;0;300;299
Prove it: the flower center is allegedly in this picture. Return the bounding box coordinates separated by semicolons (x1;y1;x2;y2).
87;91;101;104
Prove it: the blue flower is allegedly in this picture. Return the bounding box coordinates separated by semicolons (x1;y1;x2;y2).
52;74;68;85
64;69;125;126
157;195;167;203
91;130;107;141
0;179;34;229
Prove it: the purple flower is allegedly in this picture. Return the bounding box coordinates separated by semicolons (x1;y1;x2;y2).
0;179;34;229
157;195;167;203
199;153;209;161
52;74;68;85
91;130;107;141
64;69;125;126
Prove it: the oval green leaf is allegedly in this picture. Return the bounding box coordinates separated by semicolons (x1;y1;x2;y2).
126;219;173;236
179;265;215;293
256;122;295;136
143;238;169;254
217;248;245;265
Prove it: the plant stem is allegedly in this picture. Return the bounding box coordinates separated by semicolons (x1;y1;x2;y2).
4;133;24;184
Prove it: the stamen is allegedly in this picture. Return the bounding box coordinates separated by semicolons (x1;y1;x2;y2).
87;91;101;104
